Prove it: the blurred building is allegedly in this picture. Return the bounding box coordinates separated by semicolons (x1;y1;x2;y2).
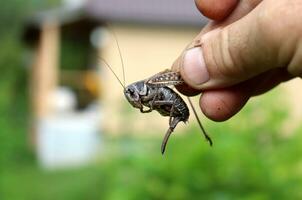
22;0;302;169
22;0;207;168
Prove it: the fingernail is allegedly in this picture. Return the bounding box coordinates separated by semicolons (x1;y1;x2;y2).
183;47;209;86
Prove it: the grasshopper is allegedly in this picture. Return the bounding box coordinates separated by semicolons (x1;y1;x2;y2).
101;32;212;154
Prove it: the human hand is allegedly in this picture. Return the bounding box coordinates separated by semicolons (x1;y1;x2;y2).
172;0;302;121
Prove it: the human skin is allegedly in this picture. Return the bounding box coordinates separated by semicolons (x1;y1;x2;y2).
172;0;302;121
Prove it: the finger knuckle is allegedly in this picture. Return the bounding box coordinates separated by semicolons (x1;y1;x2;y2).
212;28;245;80
257;0;302;45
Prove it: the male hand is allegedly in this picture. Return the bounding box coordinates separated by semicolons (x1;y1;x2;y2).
173;0;302;121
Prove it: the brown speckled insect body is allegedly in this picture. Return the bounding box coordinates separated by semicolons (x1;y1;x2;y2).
100;33;212;154
126;70;212;154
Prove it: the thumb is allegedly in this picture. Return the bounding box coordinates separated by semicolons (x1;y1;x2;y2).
177;3;300;90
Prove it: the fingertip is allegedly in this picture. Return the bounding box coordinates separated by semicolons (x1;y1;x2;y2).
172;52;204;96
199;89;249;121
195;0;239;21
181;47;210;88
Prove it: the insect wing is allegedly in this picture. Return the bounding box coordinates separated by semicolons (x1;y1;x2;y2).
146;70;184;87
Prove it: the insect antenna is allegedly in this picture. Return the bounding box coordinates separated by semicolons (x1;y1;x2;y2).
99;57;125;89
106;25;126;87
112;32;126;87
187;97;213;146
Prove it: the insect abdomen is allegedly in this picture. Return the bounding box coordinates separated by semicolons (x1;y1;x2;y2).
159;87;189;122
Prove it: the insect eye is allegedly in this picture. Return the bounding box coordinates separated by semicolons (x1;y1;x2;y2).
127;88;135;96
127;88;133;94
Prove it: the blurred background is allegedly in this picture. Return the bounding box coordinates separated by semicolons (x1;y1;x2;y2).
1;0;302;199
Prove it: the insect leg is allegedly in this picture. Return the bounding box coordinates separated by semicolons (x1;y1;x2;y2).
140;107;152;113
169;115;173;126
147;99;176;154
140;88;159;113
138;100;152;113
148;88;159;110
187;97;213;146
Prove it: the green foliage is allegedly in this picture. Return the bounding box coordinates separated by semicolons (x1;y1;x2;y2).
1;89;302;200
0;0;57;168
0;0;61;184
0;1;301;199
60;35;91;71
